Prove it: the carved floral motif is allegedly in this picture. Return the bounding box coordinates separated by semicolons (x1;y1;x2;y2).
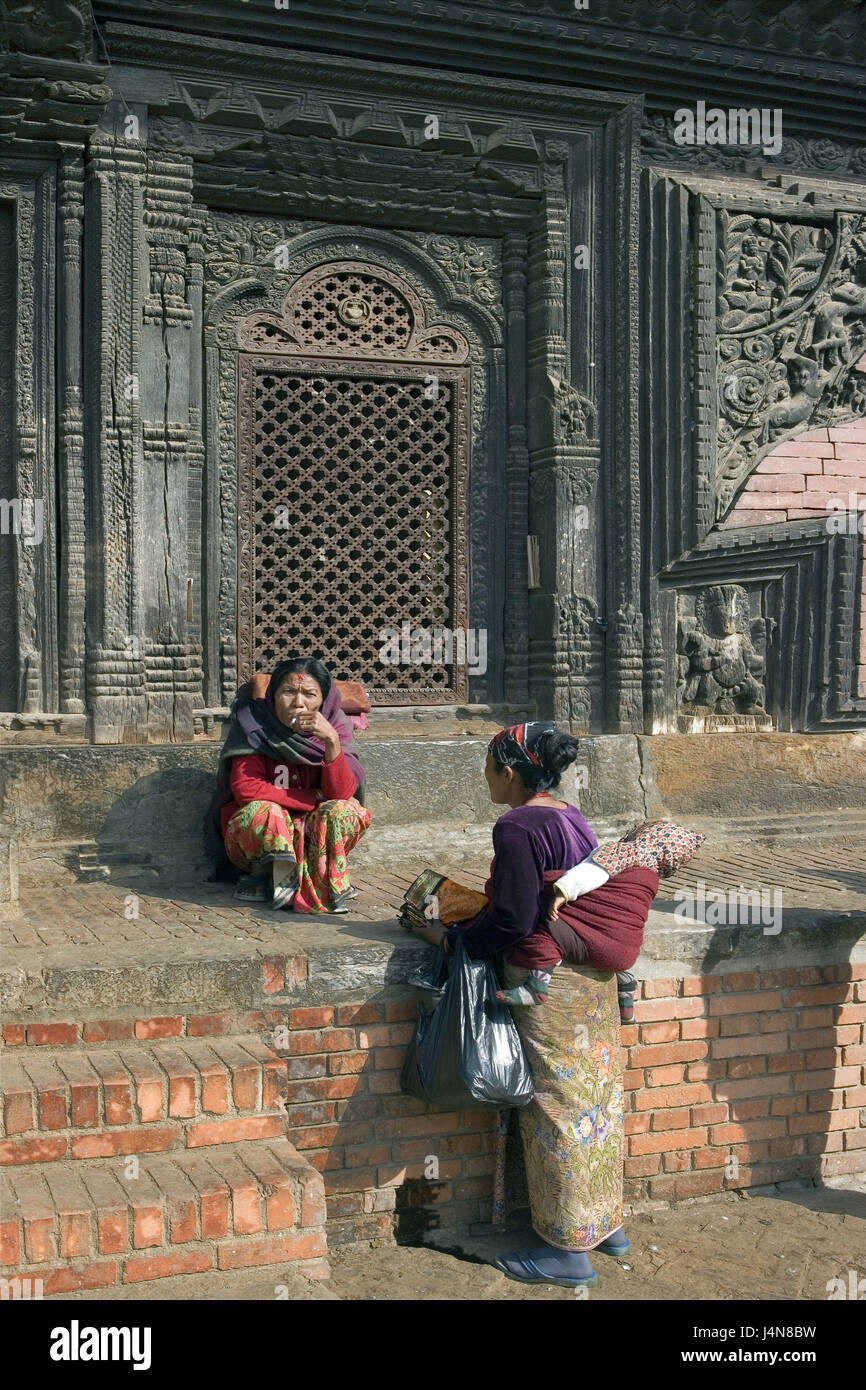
716;211;866;515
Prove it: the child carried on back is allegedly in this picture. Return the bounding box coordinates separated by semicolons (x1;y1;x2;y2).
495;820;706;1022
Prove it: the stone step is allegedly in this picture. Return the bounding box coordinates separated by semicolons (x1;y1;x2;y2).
0;1137;328;1294
0;1036;291;1160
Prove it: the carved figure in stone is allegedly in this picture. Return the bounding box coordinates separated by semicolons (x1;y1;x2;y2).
763;354;820;440
3;0;91;59
679;586;765;714
726;235;773;315
809;252;866;369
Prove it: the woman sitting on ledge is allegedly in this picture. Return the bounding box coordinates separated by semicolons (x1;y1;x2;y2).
207;656;370;914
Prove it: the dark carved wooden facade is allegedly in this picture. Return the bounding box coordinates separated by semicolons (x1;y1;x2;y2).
0;0;864;741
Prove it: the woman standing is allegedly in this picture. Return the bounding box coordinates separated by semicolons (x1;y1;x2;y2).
412;722;628;1288
207;656;370;913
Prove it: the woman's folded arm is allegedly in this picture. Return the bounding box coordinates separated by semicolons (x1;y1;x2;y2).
320;749;357;801
229;754;318;813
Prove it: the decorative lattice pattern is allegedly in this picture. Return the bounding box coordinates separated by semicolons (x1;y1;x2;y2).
295;270;413;352
246;363;466;700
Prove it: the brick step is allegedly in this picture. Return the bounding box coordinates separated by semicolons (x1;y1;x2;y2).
0;1137;328;1294
0;1036;291;1160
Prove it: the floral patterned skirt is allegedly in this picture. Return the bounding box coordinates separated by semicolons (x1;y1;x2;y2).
223;797;371;913
501;958;624;1252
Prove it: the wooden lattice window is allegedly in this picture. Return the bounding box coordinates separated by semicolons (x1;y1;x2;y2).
236;263;470;703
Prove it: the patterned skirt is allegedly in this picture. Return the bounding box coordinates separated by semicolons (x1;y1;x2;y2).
500;958;624;1252
223;797;371;913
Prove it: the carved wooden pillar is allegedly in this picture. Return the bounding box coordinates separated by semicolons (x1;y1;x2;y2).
502;230;530;705
57;147;86;715
140;146;201;740
526;150;569;723
602;105;644;733
84;121;148;742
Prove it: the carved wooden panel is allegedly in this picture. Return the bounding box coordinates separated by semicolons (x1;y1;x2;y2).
237;355;470;703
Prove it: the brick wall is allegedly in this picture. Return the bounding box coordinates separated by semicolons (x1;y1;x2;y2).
3;961;864;1239
723;414;866;699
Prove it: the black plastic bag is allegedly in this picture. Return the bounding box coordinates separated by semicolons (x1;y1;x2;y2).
400;938;534;1110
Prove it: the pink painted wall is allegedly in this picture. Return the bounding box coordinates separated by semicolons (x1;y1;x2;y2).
723;410;866;701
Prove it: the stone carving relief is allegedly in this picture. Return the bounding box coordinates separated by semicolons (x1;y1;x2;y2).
2;0;91;60
643;113;866;180
716;211;866;516
677;585;769;722
401;232;502;315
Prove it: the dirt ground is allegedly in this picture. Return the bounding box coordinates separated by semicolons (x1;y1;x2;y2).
55;1177;866;1302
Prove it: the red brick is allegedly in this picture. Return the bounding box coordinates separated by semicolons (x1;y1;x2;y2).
759;1014;791;1034
384;1002;417;1023
759;969;801;988
646;1064;685;1087
726;1058;767;1080
368;1073;402;1094
821;1151;866;1176
201;1189;229;1239
0;1219;20;1264
132;1202;163;1249
373;1113;460;1139
641;978;680;999
630;1042;707;1068
2;1085;34;1135
788;1112;858;1135
187;1014;233;1036
708;991;783;1016
2;1027;26;1046
843;1044;866;1065
722;972;762;992
285;1076;361;1104
681;1018;720;1039
26;1024;78;1046
784;985;850;1007
328;1051;368;1075
633;998;707;1022
788;1028;837;1050
619;1025;639;1047
682;976;716;996
217;1231;326;1270
710;1120;786;1144
123;1250;212;1283
767;1137;806;1159
843;1129;866;1150
0;1136;67;1165
289;1007;334;1030
134;1016;182;1041
711;1033;789;1059
628;1128;707;1155
691;1103;728;1124
169;1198;197;1244
326;1193;364;1219
335;1003;382;1026
769;1095;807;1116
804;1048;836;1069
624;1113;650;1134
82;1019;134;1042
768;1052;805;1074
722;1076;793;1099
623;1070;643;1090
71;1127;178;1159
358;1025;414;1048
730;1099;770;1120
38;1262;118;1295
200;1062;229;1114
837;1004;866;1025
797;1008;834;1030
186;1116;284;1147
96;1208;128;1255
662;1150;693;1173
686;1061;727;1082
262;957;285;994
692;1147;730;1170
624;1155;662;1177
58;1208;91;1259
650;1108;691;1131
649;1171;726;1199
844;1085;866;1107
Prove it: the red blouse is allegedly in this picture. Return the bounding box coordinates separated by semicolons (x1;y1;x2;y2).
220;750;358;835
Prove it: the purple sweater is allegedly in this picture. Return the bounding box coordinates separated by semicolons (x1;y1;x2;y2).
449;803;598;959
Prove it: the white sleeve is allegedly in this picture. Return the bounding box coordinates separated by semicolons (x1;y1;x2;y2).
554;860;611;900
